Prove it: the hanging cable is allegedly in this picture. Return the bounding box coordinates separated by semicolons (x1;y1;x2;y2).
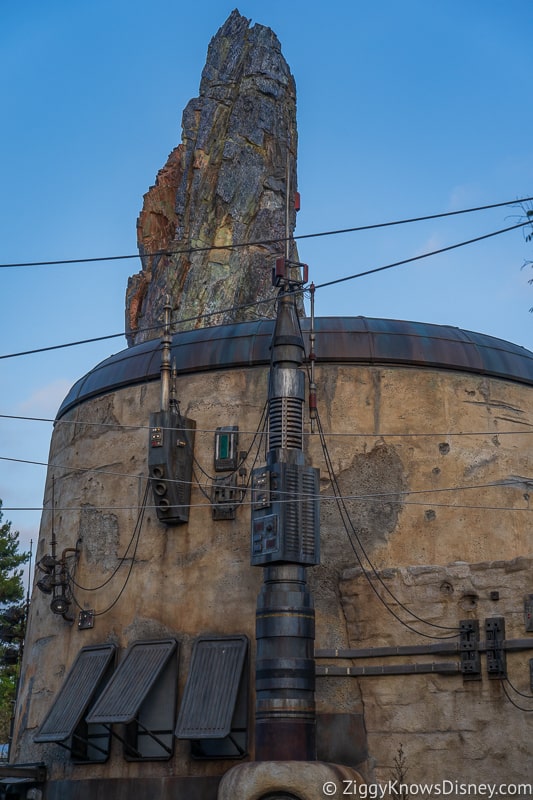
500;679;533;712
296;322;463;638
192;400;269;508
503;674;533;700
67;482;150;593
1;450;532;513
67;482;149;616
3;412;533;440
314;220;532;291
314;405;460;638
1;218;532;361
1;195;531;269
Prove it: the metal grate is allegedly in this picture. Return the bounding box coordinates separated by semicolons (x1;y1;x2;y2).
86;639;178;725
35;644;116;743
269;397;303;450
284;465;319;561
175;635;247;739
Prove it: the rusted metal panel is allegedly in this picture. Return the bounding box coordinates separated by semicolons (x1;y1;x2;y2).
175;635;247;739
34;644;116;743
86;639;178;725
57;317;533;418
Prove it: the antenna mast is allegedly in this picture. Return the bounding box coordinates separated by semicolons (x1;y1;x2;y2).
252;142;319;762
160;297;172;412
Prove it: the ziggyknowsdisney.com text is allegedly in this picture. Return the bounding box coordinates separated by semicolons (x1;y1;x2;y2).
322;780;533;797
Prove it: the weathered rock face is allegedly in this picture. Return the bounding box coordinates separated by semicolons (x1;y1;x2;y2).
126;9;301;345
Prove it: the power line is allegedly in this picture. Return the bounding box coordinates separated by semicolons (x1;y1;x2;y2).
1;219;530;361
0;301;272;360
1;196;531;270
3;413;533;439
314;220;532;291
1;454;530;505
0;325;162;361
5;499;532;513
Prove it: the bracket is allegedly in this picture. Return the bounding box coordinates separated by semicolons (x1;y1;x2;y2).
485;616;506;679
78;610;95;630
459;619;481;680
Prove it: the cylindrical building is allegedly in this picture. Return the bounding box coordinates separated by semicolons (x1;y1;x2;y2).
6;316;533;798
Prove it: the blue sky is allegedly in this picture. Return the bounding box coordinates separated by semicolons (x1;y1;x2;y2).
1;0;532;564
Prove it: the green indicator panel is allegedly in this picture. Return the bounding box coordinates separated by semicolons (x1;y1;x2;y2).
214;426;239;471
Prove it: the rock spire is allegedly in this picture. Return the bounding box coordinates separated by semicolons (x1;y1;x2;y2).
126;9;301;346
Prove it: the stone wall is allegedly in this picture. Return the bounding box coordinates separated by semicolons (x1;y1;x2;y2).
337;558;533;785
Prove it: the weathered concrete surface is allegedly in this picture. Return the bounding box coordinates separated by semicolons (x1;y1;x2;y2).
12;361;533;785
126;9;301;345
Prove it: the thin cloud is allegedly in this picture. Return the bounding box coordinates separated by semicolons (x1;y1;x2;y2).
17;379;72;418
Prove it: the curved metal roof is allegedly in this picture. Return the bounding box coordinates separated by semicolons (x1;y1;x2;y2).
57;317;533;419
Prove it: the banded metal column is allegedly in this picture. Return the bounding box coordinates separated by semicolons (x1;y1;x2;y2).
251;285;320;761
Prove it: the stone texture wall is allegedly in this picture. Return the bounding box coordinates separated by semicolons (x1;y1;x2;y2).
338;558;533;785
12;360;533;786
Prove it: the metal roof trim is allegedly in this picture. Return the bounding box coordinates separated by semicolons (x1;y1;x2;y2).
56;317;533;419
34;644;116;744
86;639;178;725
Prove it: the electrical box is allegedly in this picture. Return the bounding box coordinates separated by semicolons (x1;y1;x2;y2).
251;462;320;566
214;426;239;471
212;476;240;520
148;410;196;525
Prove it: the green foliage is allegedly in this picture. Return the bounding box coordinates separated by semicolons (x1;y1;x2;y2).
0;502;29;743
0;668;16;743
0;505;27;606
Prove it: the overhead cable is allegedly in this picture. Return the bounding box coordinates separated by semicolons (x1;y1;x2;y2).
2;413;533;439
1;454;530;505
1;219;531;361
1;196;531;270
314;220;532;291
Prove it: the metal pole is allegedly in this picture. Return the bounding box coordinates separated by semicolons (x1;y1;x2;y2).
160;297;172;412
252;263;319;761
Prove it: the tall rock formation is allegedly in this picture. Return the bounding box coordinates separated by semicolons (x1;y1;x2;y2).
126;9;301;346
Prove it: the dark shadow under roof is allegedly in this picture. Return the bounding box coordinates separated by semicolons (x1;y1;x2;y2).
57;317;533;419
